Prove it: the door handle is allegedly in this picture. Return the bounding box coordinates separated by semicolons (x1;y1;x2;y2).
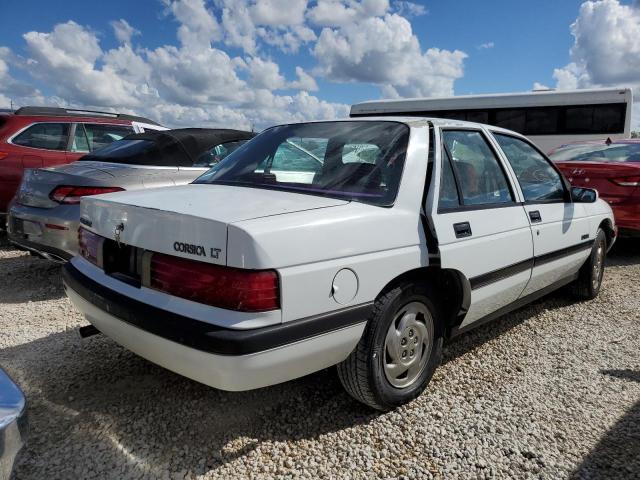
529;210;542;223
453;221;472;238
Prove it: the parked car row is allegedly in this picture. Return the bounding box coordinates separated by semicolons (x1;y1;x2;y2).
7;127;255;260
549;138;640;237
0;107;632;426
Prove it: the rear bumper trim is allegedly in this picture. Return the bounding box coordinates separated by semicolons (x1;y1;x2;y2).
62;262;372;356
8;237;72;262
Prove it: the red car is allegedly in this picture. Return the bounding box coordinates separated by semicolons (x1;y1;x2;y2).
549;139;640;236
0;106;164;227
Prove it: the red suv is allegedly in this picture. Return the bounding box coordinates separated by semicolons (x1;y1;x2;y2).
0;106;164;226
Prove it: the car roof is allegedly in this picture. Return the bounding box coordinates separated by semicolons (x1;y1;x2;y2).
10;106;162;125
276;115;519;132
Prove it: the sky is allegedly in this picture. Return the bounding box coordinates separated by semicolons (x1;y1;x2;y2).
0;0;639;129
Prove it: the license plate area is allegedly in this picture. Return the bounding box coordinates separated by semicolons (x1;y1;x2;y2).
102;239;144;287
11;217;42;236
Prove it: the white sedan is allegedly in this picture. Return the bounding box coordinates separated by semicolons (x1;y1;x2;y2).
63;118;616;410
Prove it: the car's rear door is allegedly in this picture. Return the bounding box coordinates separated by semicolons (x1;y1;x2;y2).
430;127;534;329
492;133;590;296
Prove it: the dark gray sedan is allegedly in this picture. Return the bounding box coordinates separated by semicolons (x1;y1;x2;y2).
7;128;254;261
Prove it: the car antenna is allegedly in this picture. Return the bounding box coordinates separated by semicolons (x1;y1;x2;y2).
605;137;612;145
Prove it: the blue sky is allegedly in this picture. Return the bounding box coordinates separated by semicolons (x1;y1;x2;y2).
0;1;638;128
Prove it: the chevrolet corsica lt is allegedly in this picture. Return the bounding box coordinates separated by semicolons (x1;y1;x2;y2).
62;118;615;410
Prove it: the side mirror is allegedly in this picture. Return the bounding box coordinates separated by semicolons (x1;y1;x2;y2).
572;186;598;203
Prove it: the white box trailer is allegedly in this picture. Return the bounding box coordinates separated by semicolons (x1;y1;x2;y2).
350;87;633;153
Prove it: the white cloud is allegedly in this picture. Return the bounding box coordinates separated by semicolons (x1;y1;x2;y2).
308;0;390;27
314;13;466;97
548;0;640;127
257;24;316;53
250;0;308;26
0;0;466;128
23;21;142;106
243;56;286;90
393;1;427;17
477;42;494;50
532;82;551;91
552;1;640;89
170;0;221;48
110;19;141;44
288;66;319;91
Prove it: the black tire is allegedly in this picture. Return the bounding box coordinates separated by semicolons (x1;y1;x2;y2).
571;228;607;300
337;282;443;411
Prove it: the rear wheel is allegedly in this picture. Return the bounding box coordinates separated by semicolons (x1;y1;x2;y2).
571;228;607;300
337;282;443;411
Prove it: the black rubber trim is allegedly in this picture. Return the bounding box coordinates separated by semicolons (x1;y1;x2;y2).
450;271;579;338
533;239;594;267
62;262;372;356
8;236;72;261
468;239;594;290
469;258;534;290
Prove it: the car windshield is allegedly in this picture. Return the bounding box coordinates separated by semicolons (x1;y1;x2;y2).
549;143;640;163
194;121;410;206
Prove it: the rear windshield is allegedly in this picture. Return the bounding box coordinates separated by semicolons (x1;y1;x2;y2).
194;121;410;206
549;143;640;163
79;139;190;167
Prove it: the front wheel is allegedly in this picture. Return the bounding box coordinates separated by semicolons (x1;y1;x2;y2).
337;283;443;411
571;228;607;300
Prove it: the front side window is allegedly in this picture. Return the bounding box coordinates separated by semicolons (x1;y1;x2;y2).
82;124;134;151
194;140;249;167
195;121;410;206
12;123;70;151
442;130;513;206
494;133;565;202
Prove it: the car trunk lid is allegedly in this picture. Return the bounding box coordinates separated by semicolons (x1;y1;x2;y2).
15;162;181;209
81;183;349;266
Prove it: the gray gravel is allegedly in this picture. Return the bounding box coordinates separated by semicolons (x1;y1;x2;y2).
1;234;639;479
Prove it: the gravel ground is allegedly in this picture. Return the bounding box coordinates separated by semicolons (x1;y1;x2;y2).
1;234;638;480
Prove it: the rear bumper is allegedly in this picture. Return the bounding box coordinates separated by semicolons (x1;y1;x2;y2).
0;369;27;480
63;262;370;391
7;202;80;260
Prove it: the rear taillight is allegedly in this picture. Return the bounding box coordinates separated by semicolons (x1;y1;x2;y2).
50;185;125;204
150;253;280;312
78;227;103;266
610;176;640;187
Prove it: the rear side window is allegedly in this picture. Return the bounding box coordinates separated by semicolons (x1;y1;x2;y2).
438;150;460;209
442;130;513;206
12;123;70;151
494;133;565;203
82;124;135;151
71;124;90;152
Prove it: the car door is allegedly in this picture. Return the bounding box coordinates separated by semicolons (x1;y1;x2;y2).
492;133;590;296
430;127;534;329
